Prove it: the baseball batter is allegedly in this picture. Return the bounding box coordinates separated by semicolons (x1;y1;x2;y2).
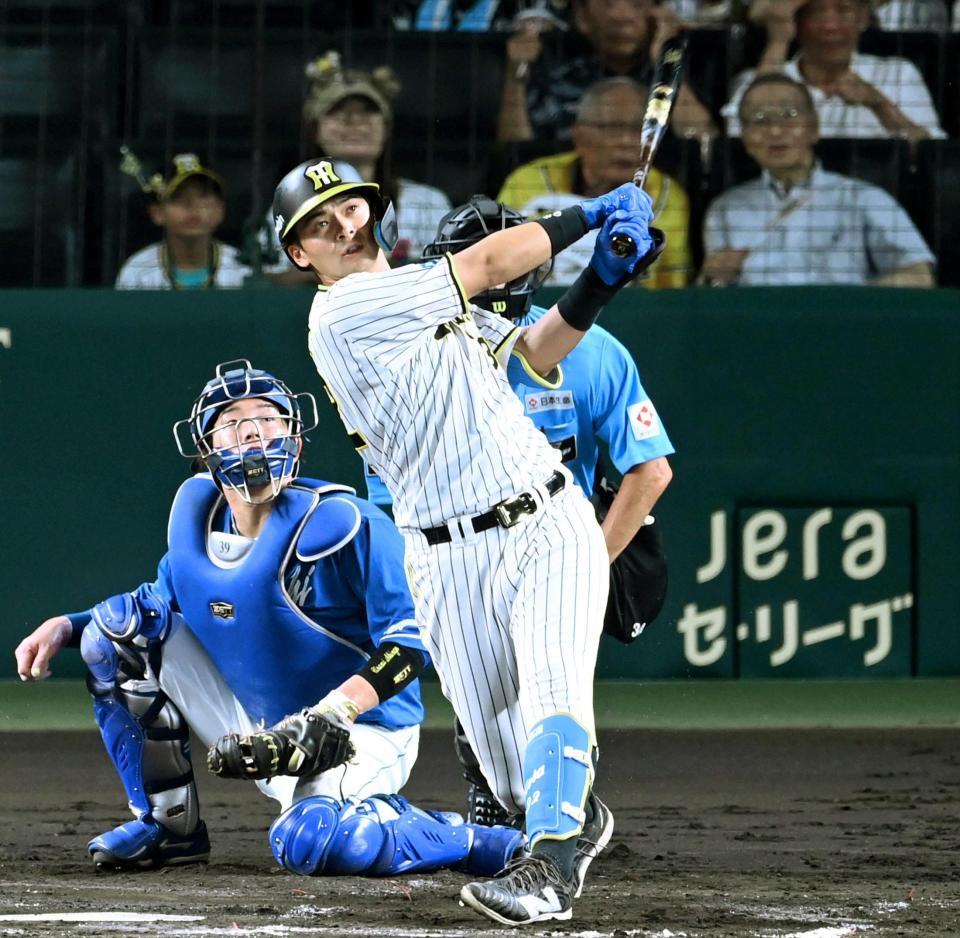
363;196;675;826
271;157;663;924
14;361;521;880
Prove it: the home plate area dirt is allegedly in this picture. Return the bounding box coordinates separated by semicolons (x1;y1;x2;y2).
2;727;958;937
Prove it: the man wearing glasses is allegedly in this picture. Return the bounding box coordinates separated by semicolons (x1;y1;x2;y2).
497;77;692;288
701;74;934;287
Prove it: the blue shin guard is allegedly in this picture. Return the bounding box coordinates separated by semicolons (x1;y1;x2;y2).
83;625;152;819
523;714;594;848
81;622;199;845
269;794;523;877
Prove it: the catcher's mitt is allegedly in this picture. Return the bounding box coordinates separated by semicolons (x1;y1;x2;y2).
207;708;355;781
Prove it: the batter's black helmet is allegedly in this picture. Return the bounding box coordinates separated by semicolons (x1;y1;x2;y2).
272;158;398;254
422;195;551;320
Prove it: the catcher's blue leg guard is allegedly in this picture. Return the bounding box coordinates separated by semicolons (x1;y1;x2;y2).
523;714;594;849
269;794;523;877
81;617;205;870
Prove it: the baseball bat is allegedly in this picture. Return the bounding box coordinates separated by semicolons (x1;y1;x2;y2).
610;33;688;258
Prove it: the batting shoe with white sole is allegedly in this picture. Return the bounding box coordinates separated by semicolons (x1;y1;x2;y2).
88;817;210;871
572;794;615;898
460;855;574;926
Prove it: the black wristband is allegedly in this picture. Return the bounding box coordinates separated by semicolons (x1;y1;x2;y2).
357;642;426;703
556;265;619;331
533;205;590;256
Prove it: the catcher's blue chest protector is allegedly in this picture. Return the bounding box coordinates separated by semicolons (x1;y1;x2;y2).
166;476;418;728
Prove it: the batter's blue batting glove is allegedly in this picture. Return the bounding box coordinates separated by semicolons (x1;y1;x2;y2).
590;210;664;286
580;184;654;230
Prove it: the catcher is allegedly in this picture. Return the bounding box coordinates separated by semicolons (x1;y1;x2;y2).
14;360;521;878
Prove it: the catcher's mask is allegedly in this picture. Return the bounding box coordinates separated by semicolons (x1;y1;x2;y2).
422;195;552;320
174;360;319;504
272;158;398;264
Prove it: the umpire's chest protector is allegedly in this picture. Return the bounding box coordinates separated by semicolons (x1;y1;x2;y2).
167;476;369;726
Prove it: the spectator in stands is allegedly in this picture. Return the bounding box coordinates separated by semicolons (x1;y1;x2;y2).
702;74;935;286
498;77;692;287
723;0;947;140
497;0;716;146
301;51;452;263
115;153;250;290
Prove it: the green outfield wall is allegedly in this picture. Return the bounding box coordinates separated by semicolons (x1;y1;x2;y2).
1;286;957;680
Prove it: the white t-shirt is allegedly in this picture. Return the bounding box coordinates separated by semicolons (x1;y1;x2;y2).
703;163;934;285
724;53;946;139
115;242;250;289
389;178;453;263
307;257;562;531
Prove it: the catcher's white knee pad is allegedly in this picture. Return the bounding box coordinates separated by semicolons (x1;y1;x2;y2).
523;713;594;848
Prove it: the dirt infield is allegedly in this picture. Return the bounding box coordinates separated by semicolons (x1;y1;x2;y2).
1;727;958;938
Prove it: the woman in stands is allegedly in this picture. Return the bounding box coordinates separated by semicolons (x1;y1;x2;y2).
302;51;452;264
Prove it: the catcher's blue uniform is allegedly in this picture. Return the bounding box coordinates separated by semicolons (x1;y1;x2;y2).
165;475;425;728
364;304;674;502
73;475;426;729
73;474;523;877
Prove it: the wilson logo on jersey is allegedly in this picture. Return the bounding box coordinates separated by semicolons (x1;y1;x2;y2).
210;601;235;620
627;400;661;441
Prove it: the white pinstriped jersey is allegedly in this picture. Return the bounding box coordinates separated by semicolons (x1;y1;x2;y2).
307;255;563;531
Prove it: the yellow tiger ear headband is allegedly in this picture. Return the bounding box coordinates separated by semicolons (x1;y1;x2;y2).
119;147;225;201
302;50;401;125
119;146;164;197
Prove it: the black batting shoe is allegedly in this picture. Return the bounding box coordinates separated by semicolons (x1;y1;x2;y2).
467;781;522;829
460;855;573;926
573;794;614;898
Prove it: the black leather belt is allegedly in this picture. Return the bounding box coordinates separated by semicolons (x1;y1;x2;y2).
421;471;565;546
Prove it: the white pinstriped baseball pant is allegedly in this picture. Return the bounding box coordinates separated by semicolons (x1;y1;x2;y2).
404;479;608;814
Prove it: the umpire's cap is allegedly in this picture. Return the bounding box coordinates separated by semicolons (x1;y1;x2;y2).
272;158;397;252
